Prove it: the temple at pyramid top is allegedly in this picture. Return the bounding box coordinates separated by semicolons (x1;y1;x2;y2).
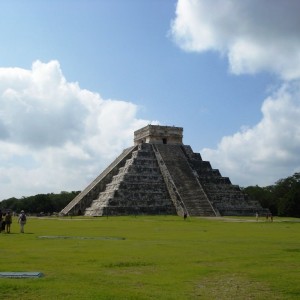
134;125;183;145
61;124;267;217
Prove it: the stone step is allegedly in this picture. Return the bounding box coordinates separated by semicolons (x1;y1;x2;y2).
85;143;175;216
155;144;216;217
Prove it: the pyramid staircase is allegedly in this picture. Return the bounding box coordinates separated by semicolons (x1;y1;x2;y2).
182;145;268;216
60;145;137;215
154;144;217;216
84;143;176;216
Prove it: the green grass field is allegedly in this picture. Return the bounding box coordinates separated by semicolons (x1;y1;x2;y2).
0;215;299;299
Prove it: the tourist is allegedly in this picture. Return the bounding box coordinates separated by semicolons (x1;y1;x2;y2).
1;212;6;233
5;211;12;233
0;209;2;233
18;210;27;233
266;213;269;221
255;212;259;221
184;211;187;220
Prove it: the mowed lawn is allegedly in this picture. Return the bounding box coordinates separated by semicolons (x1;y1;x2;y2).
0;215;299;299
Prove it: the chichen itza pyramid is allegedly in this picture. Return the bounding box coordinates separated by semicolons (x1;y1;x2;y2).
61;125;266;217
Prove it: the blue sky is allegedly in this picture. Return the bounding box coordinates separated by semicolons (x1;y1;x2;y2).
1;0;300;199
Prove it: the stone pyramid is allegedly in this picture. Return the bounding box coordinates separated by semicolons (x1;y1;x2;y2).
61;125;266;217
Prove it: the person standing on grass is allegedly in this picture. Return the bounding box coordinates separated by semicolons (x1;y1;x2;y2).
18;210;27;233
0;209;2;233
183;211;188;220
1;212;6;233
5;211;12;233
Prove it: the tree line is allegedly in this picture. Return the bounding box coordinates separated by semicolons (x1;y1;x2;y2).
0;191;80;215
243;172;300;217
0;172;299;217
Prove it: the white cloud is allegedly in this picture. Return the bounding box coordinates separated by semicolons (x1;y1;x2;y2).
202;82;300;186
171;0;300;80
171;0;300;186
0;60;151;199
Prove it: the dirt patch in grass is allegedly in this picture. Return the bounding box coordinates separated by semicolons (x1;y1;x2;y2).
104;261;153;268
38;235;125;240
193;274;282;299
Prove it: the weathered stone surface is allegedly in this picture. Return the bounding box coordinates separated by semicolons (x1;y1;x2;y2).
134;125;183;145
85;143;176;216
61;125;267;217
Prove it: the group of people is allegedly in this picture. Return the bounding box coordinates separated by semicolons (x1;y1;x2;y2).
255;212;274;222
0;210;27;233
266;212;273;222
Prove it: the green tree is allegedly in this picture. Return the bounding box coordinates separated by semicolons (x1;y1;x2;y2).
0;191;80;214
275;173;300;217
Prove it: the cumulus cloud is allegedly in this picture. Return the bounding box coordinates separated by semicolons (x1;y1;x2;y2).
171;0;300;80
171;0;300;186
202;82;300;186
0;60;151;199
